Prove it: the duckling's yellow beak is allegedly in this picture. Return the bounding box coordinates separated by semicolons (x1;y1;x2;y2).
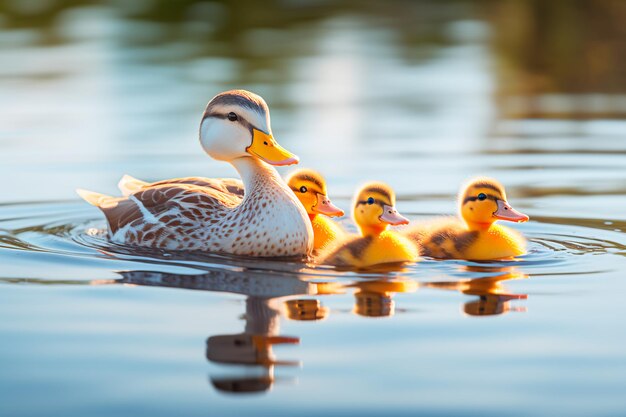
313;193;344;217
380;204;410;226
493;200;529;223
246;129;299;166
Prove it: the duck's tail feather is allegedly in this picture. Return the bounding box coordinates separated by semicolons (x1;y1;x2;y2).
77;189;135;234
76;189;119;209
118;174;149;196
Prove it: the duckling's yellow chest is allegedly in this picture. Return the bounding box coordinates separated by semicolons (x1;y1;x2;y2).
463;225;526;260
311;215;344;251
343;231;419;268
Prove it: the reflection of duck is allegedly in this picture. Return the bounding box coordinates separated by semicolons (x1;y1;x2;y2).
426;266;528;316
117;268;328;394
207;297;299;394
321;182;419;268
348;279;418;318
78;90;312;257
404;177;529;260
286;169;345;253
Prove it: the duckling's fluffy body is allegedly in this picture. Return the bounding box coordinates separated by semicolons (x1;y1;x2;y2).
78;90;312;257
310;216;345;252
286;169;345;252
321;182;419;268
325;231;418;268
404;177;528;260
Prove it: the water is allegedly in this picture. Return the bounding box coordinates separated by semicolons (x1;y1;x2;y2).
1;1;626;416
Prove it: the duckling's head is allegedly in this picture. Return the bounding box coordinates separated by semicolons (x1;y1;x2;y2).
459;177;529;226
353;182;409;235
286;169;344;218
199;90;298;166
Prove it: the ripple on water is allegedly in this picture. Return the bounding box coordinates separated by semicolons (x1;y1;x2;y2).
0;201;624;286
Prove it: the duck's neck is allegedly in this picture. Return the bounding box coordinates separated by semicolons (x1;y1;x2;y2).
358;224;386;237
245;297;280;336
465;220;495;232
230;156;285;197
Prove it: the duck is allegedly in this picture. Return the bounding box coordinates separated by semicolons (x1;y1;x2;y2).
285;169;345;252
404;177;529;260
77;89;313;257
320;182;419;268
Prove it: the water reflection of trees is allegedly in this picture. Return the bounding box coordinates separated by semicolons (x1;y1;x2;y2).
2;0;623;116
0;0;470;89
488;0;626;118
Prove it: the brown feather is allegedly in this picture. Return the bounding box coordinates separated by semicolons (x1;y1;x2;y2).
323;235;373;266
100;183;240;236
150;177;244;198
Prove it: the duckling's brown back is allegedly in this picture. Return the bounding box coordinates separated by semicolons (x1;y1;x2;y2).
405;218;478;259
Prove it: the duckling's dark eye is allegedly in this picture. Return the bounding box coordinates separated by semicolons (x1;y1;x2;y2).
477;193;487;201
227;112;238;122
299;186;307;193
367;197;375;205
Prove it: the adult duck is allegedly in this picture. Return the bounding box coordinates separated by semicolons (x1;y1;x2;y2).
78;90;313;257
404;177;529;260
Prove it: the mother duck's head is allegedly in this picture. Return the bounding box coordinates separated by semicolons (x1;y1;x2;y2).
199;90;299;166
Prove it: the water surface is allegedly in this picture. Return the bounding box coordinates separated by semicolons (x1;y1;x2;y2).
1;1;626;416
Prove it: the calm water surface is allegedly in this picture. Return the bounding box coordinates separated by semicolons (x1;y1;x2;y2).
1;2;626;417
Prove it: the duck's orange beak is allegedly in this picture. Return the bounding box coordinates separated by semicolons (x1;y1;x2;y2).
493;200;529;223
313;193;344;217
380;205;410;226
246;129;299;166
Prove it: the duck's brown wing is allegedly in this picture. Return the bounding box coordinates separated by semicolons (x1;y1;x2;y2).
150;177;245;198
101;183;241;235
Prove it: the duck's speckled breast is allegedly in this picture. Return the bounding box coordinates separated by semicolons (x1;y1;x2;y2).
214;173;313;257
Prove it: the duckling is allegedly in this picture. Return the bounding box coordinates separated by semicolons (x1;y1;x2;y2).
286;169;345;252
405;177;529;260
320;182;419;268
77;90;313;257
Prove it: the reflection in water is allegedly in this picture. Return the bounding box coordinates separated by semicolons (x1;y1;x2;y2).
206;297;299;394
111;270;421;392
2;0;623;116
285;299;329;321
426;266;528;316
491;0;626;119
348;279;418;318
118;269;328;394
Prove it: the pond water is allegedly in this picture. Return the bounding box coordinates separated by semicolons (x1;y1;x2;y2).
1;1;626;416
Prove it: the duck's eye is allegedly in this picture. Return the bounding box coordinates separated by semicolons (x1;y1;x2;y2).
227;112;238;122
367;197;375;205
299;186;307;193
477;193;487;201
